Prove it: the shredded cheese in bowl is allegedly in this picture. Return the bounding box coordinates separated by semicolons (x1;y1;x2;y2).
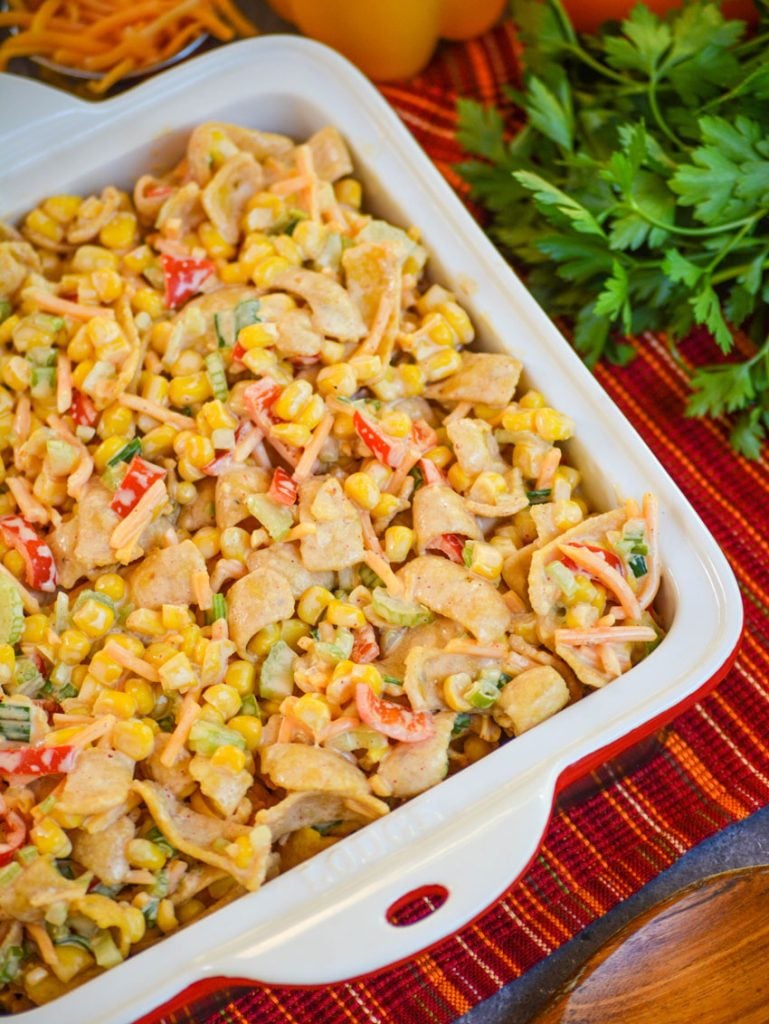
0;120;664;1009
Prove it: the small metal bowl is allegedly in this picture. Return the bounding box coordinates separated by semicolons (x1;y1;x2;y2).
31;32;208;81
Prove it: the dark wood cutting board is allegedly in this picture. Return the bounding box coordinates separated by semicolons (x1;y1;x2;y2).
531;866;769;1024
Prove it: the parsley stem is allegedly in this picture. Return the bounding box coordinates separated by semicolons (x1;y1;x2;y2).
628;201;765;238
704;219;755;275
562;43;629;85
647;77;685;152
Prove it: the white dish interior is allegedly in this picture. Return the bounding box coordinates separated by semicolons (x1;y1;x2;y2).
0;37;742;1024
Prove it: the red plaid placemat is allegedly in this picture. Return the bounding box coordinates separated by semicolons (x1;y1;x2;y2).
161;21;767;1024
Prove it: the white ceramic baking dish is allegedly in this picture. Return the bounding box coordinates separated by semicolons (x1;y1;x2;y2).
0;37;743;1024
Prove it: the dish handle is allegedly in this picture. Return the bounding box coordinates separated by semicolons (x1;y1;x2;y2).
0;74;91;142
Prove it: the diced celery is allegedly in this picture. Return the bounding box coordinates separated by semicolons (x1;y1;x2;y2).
259;640;296;699
0;299;11;325
213;310;232;348
205;351;228;401
0;576;24;645
359;564;384;590
30;365;55;400
240;694;260;718
546;560;578;599
16;845;39;866
188;720;246;756
246;493;293;542
46;438;77;476
0;945;24;985
371;588;433;627
0;864;21;889
0;702;33;742
234;298;261;335
462;541;474;568
314;627;354;664
54;592;70;635
10;659;45;698
91;929;123;968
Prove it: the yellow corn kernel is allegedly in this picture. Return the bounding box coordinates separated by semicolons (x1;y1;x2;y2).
349;355;382;385
124;678;156;716
203;683;241;720
319;339;345;365
31;817;71;858
421;311;457;348
316;362;357;398
139;423;175;460
2;550;25;579
25;208;64;243
443;671;473;712
242;347;279;377
22;613;48;644
91;268;124;304
0;318;19;349
248;622;280;657
331;410;356;439
220;261;253;285
334;177;362;207
344;472;380;511
501;407;535;432
58;628;91;665
228;714;262;751
291;693;332;734
295;393;325;430
270;421;311;448
326;600;366;629
66;330;94;362
224;660;255;697
280;618;310;649
88;650;123;686
447;463;472;492
187;435;217;469
92;688;138;722
170;350;204;377
97;403;133;441
155;898;178;934
227;834;256;870
273;378;313;421
113;719;156;761
199;400;238;434
251;254;293;288
0;645;15;684
210;744;247;773
177;897;206;925
169;372;211;408
92;434;130;473
513;442;544;480
553;499;584;531
219;526;250;562
422;445;452;468
334;662;383;696
384;525;414;563
158;652;197;691
123;244;153;273
397;362;425;397
94;572;126;603
519;389;546;409
48;807;83;830
422;349;462;382
245;190;285;223
534;408;575;443
71;599;114;639
198;221;235;260
124;838;166;874
379;410;412;438
148;323;173;359
3;355;32;391
415;284;454;317
297;586;334;626
472;471;507;504
371;492;400;519
467;540;503;581
99;212;137;250
192;526;221;560
159;605;191;632
43;194;82;223
436;301;474;344
272;234;301;264
125;608;166;637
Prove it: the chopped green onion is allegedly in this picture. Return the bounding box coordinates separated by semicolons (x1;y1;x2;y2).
106;437;142;467
0;299;11;325
462;541;474;568
0;703;32;743
312;820;341;836
359;564;384;590
382;674;402;687
628;553;648;578
205;351;228;401
451;712;472;736
54;934;92;951
145;827;175;858
208;593;227;622
30;365;55;400
213;311;231;348
408;465;424;490
10;659;45;698
0;945;25;985
526;488;552;504
38;794;57;815
465;676;500;710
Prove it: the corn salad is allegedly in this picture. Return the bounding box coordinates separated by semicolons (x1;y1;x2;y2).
0;121;664;1009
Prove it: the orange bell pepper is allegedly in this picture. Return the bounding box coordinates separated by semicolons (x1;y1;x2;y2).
269;0;506;80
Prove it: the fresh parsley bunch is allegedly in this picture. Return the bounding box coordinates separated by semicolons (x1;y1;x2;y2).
456;0;769;457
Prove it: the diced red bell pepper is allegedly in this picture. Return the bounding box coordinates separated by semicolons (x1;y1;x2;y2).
351;623;379;664
231;341;247;365
560;543;625;577
427;532;466;564
268;467;298;506
419;457;446;485
0;804;26;867
355;684;435;743
161;254;215;309
0;745;77;779
70;389;98;428
243;379;281;424
0;516;58;592
352;411;406;469
109;456;166;518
